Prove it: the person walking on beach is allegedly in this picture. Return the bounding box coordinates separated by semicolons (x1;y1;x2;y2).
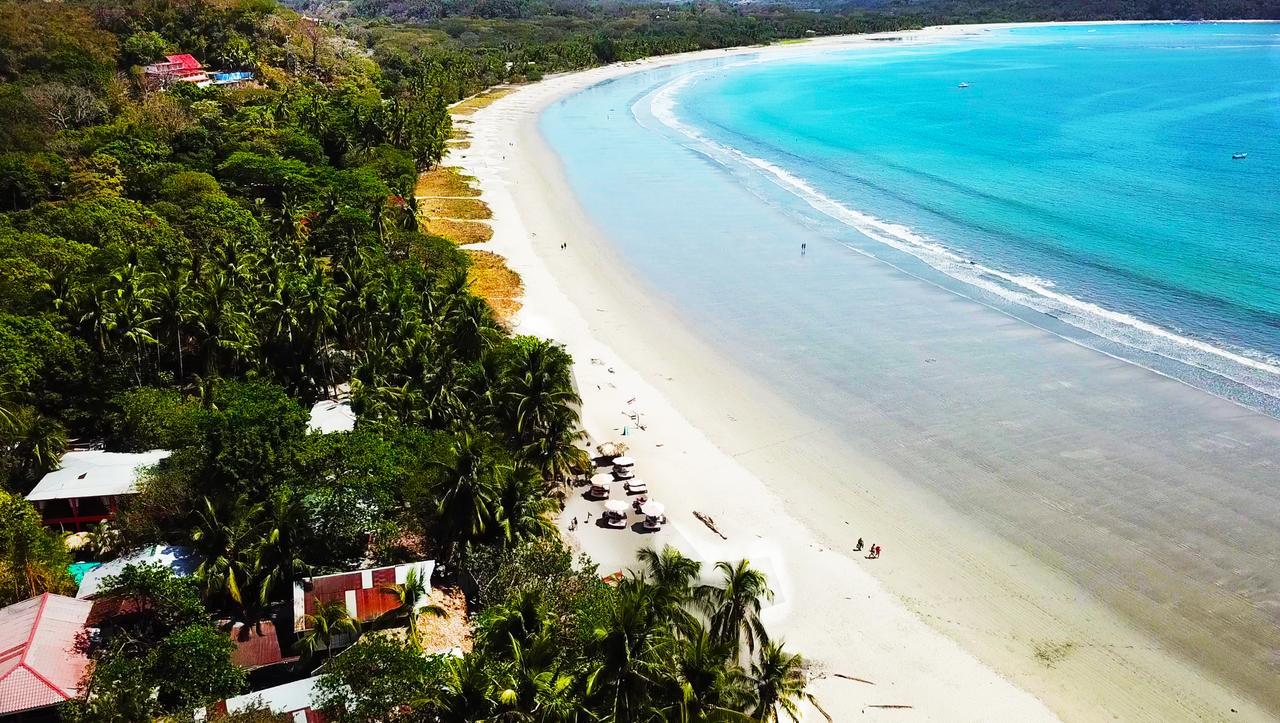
866;542;875;559
855;537;864;552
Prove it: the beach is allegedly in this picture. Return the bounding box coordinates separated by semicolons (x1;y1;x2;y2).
449;25;1278;721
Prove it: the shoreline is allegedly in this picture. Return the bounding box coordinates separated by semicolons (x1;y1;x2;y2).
450;25;1274;720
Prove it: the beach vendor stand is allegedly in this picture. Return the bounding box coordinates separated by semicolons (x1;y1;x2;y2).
604;500;629;528
640;501;666;530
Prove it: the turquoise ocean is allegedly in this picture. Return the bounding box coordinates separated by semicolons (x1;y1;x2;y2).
544;22;1280;414
541;24;1280;704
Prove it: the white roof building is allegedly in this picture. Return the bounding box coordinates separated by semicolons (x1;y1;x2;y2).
194;676;323;722
308;400;355;434
76;545;199;599
26;450;169;502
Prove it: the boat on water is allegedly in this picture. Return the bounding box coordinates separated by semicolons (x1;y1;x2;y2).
1232;152;1248;160
958;82;970;88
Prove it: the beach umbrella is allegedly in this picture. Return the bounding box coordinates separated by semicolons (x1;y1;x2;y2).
604;500;629;514
613;456;636;467
598;441;626;457
590;473;614;486
640;501;665;517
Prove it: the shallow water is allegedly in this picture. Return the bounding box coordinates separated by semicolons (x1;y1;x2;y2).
541;23;1280;712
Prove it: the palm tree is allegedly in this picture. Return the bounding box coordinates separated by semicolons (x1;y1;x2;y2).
190;496;263;614
663;626;754;722
750;641;828;723
6;407;68;485
476;589;548;658
517;406;588;486
252;490;308;613
430;654;497;721
637;546;702;635
697;560;773;658
492;465;557;549
297;599;361;661
502;339;581;448
377;566;443;649
587;577;671;721
430;434;502;560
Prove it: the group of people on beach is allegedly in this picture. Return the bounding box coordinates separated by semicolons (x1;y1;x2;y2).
855;537;883;559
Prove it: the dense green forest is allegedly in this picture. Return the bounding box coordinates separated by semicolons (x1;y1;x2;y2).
0;0;821;719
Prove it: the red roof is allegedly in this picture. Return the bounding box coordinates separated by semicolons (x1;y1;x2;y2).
165;54;203;71
0;594;93;715
292;561;433;632
225;620;294;669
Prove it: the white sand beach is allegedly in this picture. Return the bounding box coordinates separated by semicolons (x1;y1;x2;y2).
448;26;1275;721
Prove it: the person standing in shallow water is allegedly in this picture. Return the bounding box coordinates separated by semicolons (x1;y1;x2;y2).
801;242;807;255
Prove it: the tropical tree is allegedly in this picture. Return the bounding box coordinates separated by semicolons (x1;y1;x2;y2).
190;496;263;615
750;641;827;723
428;434;502;560
663;627;753;722
697;560;773;658
587;577;670;720
297;598;361;661
0;490;74;605
377;565;443;649
637;545;702;635
492;465;557;549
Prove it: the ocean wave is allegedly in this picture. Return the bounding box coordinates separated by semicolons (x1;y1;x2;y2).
646;69;1280;402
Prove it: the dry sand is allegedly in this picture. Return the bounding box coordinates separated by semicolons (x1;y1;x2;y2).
449;26;1273;721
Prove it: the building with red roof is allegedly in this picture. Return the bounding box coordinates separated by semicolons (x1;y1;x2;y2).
292;560;434;634
142;53;211;87
0;594;93;717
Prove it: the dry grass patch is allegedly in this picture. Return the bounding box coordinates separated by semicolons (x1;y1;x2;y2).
446;140;471;151
423;217;493;245
451;86;518;116
421;197;492;220
416;166;480;198
417;587;473;655
449;127;471;141
466;249;523;322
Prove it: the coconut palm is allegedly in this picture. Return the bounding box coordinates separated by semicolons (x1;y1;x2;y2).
750;641;827;723
190;496;263;614
6;407;68;484
517;406;588;485
492;465;557;549
252;490;309;612
377;566;443;649
663;626;754;722
502;338;580;447
298;598;361;660
637;546;702;634
587;577;671;720
697;560;773;658
430;434;502;560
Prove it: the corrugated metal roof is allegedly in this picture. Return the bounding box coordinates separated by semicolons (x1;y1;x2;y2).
226;620;292;669
292;561;434;632
196;676;325;722
0;594;93;715
308;400;355;434
26;450;169;502
76;545;198;599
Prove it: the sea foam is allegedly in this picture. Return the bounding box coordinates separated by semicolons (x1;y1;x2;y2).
646;67;1280;406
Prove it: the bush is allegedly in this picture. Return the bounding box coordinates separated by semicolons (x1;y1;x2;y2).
107;387;205;451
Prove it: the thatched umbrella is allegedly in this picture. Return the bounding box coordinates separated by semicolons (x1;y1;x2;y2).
597;441;628;458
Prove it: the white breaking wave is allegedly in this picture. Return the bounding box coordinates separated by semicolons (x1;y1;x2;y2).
645;69;1280;401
